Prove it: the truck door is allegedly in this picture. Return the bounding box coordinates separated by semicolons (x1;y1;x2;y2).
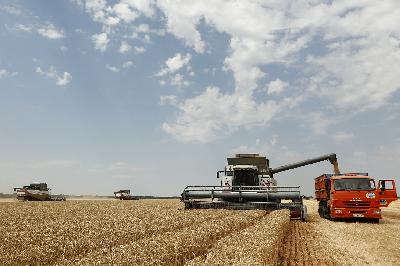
378;180;398;207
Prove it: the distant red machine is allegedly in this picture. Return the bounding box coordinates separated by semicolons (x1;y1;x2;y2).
315;173;397;222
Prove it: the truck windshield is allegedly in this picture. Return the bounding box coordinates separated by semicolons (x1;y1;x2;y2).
334;178;375;191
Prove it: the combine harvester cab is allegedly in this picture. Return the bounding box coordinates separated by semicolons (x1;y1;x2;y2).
315;173;397;222
13;182;66;201
182;153;340;220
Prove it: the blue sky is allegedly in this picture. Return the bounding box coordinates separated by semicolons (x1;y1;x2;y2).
1;0;399;196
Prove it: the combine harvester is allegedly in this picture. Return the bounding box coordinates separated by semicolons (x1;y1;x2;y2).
114;189;139;200
182;153;340;220
14;182;66;201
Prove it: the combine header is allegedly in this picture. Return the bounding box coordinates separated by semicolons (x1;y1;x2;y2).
182;153;340;220
14;182;66;201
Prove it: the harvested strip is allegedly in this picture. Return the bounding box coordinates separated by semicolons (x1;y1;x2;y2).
186;209;290;266
68;210;265;265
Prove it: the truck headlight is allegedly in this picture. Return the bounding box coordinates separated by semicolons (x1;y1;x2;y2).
373;209;381;214
335;209;343;214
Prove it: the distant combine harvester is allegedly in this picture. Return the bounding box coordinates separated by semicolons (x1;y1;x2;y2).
14;182;66;201
114;189;138;200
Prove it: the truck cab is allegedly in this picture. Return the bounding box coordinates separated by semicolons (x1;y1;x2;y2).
315;173;397;222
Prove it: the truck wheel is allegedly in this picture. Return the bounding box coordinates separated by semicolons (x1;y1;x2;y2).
321;202;331;220
318;207;323;217
370;218;379;224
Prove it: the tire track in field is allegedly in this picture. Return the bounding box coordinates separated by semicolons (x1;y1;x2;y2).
278;221;342;266
279;200;400;266
278;201;356;266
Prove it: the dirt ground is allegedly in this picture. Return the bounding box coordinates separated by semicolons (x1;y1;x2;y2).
279;200;400;266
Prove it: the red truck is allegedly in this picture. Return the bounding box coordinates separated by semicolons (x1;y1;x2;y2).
315;173;397;222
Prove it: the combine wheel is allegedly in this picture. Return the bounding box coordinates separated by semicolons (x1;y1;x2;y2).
318;201;331;220
184;202;192;209
318;201;324;218
301;205;308;221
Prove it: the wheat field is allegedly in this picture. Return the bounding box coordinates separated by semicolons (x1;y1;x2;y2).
0;199;399;265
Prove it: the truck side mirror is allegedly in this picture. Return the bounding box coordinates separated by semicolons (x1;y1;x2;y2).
217;172;219;179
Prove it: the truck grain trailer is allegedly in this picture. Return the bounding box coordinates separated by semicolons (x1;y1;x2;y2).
13;182;66;201
182;153;340;220
315;173;397;222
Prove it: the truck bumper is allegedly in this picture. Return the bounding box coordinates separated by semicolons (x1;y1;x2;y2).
331;208;381;219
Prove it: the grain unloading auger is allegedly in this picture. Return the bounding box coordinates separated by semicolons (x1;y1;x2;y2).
181;153;340;220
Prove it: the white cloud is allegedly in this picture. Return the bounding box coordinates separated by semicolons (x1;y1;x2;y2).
134;46;146;54
0;159;79;169
92;32;109;51
119;41;132;53
111;174;131;179
160;95;178;106
105;64;120;72
74;0;159;54
162;87;299;143
170;74;189;88
157;1;400;142
267;79;288;95
157;1;205;53
307;112;335;136
157;53;191;76
36;66;72;86
112;2;138;23
37;24;65;39
80;0;155;25
108;161;141;179
6;23;65;40
142;34;151;43
104;16;120;26
137;23;150;33
156;53;192;88
333;132;354;142
60;46;68;52
0;5;22;15
75;28;85;34
122;61;133;68
0;68;18;78
73;1;400;143
5;23;32;32
108;161;139;172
